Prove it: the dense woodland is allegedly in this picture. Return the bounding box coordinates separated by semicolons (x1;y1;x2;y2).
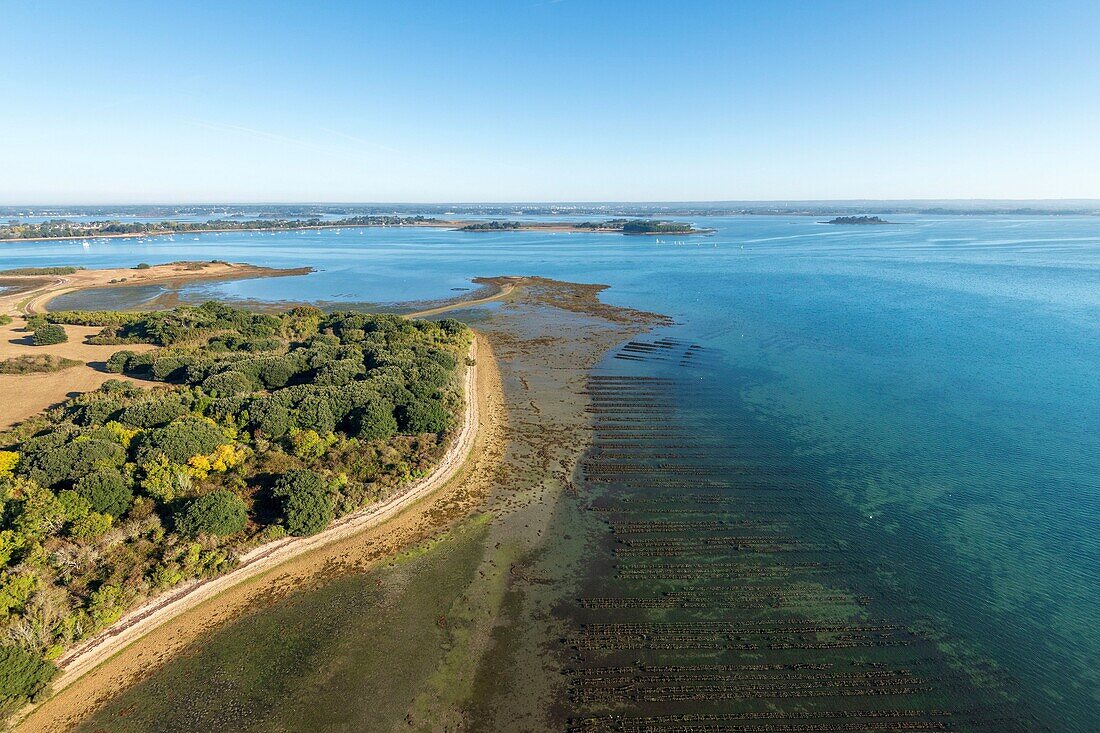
0;303;469;714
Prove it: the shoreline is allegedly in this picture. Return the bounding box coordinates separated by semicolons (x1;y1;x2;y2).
0;220;712;244
13;334;490;731
6;261;313;316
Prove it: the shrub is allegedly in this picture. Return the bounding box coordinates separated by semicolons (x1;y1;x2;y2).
134;262;152;270
32;324;68;346
0;315;12;326
0;266;79;276
0;645;56;712
105;350;134;374
151;356;187;381
313;358;362;387
294;394;336;435
259;356;301;389
273;469;332;536
249;398;292;438
74;468;133;518
176;490;247;536
0;354;81;374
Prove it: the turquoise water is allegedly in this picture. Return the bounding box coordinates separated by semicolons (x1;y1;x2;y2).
6;216;1099;728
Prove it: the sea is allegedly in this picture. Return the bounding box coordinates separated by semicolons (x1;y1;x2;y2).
4;215;1098;730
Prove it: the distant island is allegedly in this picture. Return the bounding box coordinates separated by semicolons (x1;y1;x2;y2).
460;219;710;235
822;215;894;225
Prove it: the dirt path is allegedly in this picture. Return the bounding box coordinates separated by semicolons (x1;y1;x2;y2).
13;335;488;731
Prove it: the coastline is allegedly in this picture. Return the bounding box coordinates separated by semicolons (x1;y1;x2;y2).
9;261;313;316
14;333;497;732
21;275;663;732
0;220;711;243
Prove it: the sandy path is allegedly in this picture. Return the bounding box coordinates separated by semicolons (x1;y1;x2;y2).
12;335;485;731
405;278;518;318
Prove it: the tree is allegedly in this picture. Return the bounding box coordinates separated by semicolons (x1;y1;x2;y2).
249;397;292;438
32;324;67;346
396;399;450;434
24;439;126;488
348;400;398;441
201;370;254;397
119;392;187;428
74;468;133;518
176;490;247;536
273;469;332;536
136;416;228;463
69;511;113;540
0;645;56;712
294;393;336;435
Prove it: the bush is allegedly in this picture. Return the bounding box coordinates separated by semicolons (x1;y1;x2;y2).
0;645;56;712
273;469;332;536
0;315;12;326
134;262;152;270
259;356;301;389
0;266;80;276
105;350;134;374
74;468;133;518
32;323;68;346
176;489;247;536
0;355;81;374
249;398;292;438
294;394;336;435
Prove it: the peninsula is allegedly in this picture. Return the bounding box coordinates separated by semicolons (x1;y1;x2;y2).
0;269;485;723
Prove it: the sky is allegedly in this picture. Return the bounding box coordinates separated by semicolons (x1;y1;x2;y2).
2;0;1099;204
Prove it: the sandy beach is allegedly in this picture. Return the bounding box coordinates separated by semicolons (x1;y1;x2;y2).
0;262;311;430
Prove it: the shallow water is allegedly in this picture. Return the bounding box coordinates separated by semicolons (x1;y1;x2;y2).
14;215;1099;729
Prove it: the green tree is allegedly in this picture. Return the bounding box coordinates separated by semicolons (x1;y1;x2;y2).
0;645;56;712
348;400;398;441
201;370;254;397
136;416;228;463
69;511;113;540
273;469;333;536
176;489;248;537
396;399;450;434
74;468;133;518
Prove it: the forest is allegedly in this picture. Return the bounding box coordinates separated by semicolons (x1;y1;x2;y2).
0;303;469;715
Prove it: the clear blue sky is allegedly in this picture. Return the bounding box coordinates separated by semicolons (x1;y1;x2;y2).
3;0;1099;203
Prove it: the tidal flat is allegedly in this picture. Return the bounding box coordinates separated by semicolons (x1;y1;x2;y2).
63;276;1036;732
